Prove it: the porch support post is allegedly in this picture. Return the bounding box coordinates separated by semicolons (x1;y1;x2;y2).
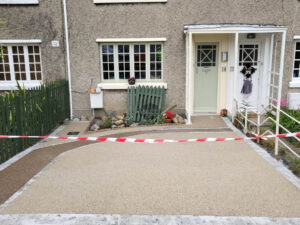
267;34;275;105
232;32;239;117
185;31;192;124
275;31;287;155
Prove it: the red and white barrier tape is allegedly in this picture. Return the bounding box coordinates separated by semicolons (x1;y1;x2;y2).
0;132;299;143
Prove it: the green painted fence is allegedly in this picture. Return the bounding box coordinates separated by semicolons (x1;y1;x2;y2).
0;80;70;163
127;86;165;122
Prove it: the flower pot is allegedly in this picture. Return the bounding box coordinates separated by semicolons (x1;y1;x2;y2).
163;118;172;123
128;78;136;85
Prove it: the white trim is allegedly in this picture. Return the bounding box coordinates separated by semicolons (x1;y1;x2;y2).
96;38;167;43
184;24;288;34
0;82;41;90
63;0;73;120
0;39;41;44
99;43;163;82
0;0;38;4
98;82;167;90
289;80;300;88
94;0;167;3
294;35;300;40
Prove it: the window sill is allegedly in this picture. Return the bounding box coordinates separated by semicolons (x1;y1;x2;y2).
0;82;42;90
289;81;300;88
98;82;167;90
94;0;167;3
0;0;39;4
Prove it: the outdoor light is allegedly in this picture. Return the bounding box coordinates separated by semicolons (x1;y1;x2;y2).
247;33;256;39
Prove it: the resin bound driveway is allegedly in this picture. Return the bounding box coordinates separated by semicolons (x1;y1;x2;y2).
1;130;300;218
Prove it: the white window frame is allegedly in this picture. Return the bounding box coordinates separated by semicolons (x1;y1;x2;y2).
94;0;166;4
0;43;43;90
0;0;38;4
99;42;164;83
290;40;300;87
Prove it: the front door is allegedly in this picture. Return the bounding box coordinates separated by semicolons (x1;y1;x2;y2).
194;43;219;113
237;43;261;109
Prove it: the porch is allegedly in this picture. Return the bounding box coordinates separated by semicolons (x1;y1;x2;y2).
184;24;287;127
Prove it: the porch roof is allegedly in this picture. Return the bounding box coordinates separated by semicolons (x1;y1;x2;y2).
184;24;287;34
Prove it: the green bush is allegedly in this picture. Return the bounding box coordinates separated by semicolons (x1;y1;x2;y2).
101;118;112;129
287;156;300;175
123;116;134;127
267;107;300;133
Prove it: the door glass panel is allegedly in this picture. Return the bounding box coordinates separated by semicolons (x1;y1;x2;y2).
239;44;259;66
197;45;216;67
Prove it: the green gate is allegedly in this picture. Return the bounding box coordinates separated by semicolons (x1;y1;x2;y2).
127;86;165;122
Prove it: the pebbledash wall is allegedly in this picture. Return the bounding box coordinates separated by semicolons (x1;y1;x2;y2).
0;0;299;118
67;0;300;118
0;0;67;83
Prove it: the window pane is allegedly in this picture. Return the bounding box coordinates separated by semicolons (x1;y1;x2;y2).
295;51;300;60
0;46;11;80
294;61;300;69
239;44;258;67
28;46;33;53
108;45;114;54
118;44;130;80
293;70;299;78
37;73;41;80
134;44;146;80
101;45;114;80
31;73;36;80
28;45;43;81
150;44;162;79
0;74;4;80
296;42;300;51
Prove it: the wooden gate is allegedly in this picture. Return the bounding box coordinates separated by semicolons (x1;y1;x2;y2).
127;86;165;122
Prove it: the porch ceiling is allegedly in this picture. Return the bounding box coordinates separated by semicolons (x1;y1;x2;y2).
184;24;287;34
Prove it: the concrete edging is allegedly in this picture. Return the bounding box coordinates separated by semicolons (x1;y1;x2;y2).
0;214;299;225
222;117;300;189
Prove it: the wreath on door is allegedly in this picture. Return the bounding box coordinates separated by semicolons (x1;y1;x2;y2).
240;63;256;95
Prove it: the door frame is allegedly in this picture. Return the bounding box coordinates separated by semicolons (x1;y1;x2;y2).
193;42;221;114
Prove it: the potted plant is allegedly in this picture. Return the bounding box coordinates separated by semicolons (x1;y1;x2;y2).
163;110;175;123
128;77;136;85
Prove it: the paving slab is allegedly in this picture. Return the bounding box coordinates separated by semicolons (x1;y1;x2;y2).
1;132;300;217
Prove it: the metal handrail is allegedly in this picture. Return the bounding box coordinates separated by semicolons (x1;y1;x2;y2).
233;98;300;158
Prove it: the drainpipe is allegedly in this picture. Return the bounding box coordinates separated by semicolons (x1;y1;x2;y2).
62;0;73;119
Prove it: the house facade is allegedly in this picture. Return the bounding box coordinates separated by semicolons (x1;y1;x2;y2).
1;0;300;121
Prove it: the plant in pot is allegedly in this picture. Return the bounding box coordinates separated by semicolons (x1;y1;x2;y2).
163;110;175;123
128;77;136;85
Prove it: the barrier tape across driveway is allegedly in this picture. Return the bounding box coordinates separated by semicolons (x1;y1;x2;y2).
0;132;299;143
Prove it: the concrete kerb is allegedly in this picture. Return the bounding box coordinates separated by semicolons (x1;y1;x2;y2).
0;214;300;225
222;117;300;190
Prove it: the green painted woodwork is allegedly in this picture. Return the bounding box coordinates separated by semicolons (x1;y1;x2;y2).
0;80;70;163
127;86;165;123
194;43;219;113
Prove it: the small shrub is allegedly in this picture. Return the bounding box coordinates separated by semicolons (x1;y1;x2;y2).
287;156;300;175
123;116;134;127
101;118;112;129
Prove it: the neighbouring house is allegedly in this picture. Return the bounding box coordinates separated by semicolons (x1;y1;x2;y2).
1;0;300;123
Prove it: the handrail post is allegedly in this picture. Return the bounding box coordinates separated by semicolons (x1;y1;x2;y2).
275;30;287;156
257;113;261;143
244;108;248;134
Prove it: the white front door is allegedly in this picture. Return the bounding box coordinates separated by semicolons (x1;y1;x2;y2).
194;43;219;113
237;43;262;109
